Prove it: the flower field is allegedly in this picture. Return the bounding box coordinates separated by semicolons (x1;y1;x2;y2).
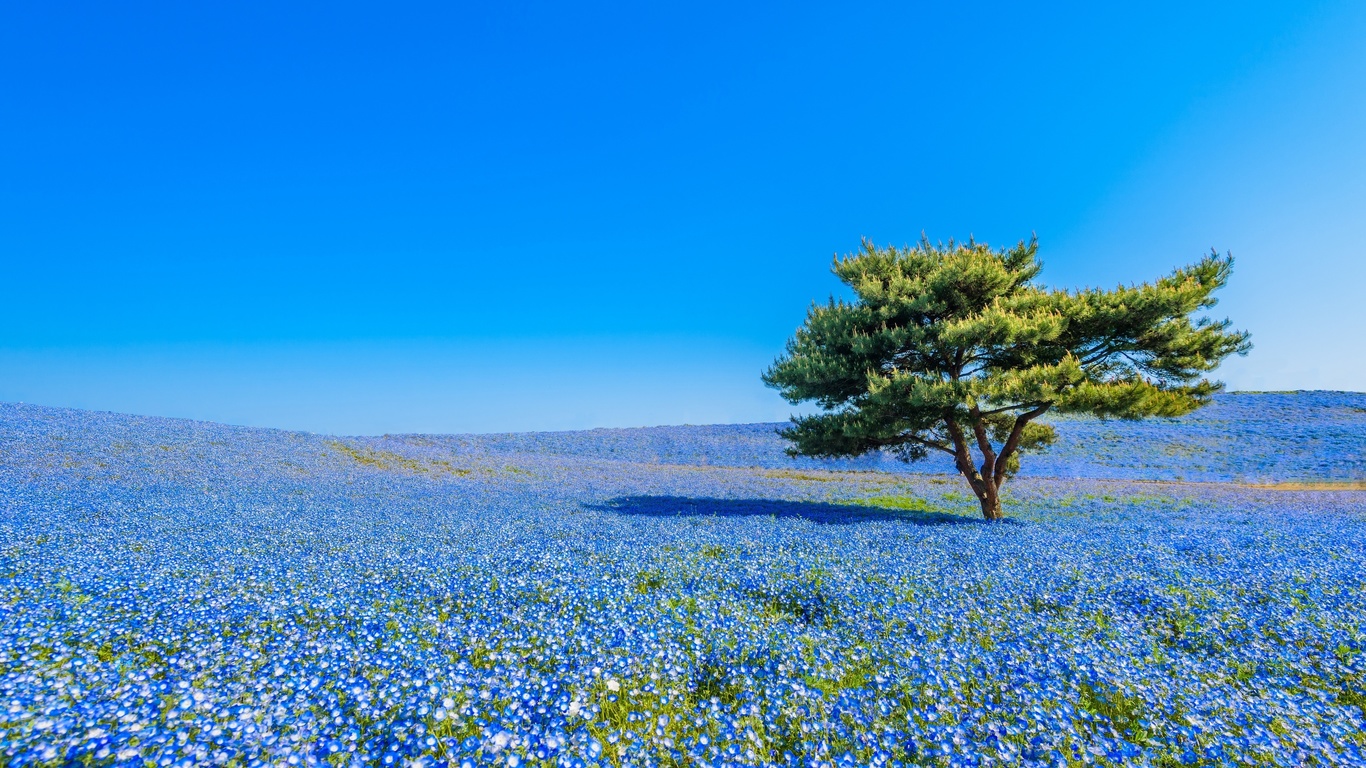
1;393;1364;767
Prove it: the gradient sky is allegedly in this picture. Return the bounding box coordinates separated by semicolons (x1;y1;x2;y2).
3;2;1364;434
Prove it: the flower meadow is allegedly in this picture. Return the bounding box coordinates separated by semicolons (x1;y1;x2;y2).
0;394;1363;767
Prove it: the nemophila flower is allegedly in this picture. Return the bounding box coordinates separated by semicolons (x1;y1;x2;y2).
0;395;1363;766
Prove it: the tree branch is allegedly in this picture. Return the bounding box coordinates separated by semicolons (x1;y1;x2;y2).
977;402;1045;416
968;406;997;481
992;403;1052;488
943;415;986;498
904;435;956;456
862;433;955;456
1079;346;1110;366
1079;336;1122;367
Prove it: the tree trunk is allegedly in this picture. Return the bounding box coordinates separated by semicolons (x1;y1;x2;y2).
978;484;1004;521
946;414;1006;521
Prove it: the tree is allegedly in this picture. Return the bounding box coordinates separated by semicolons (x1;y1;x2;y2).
762;236;1251;520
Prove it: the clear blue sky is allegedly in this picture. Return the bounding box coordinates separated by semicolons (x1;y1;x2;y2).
3;2;1364;434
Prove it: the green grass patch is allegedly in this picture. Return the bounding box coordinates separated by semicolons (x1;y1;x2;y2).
327;441;471;477
841;491;978;518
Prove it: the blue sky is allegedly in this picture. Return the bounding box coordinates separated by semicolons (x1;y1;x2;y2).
3;1;1364;434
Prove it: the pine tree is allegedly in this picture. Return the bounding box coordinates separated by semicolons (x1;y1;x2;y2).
763;236;1251;520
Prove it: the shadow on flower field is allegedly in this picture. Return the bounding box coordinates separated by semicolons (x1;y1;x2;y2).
591;494;983;525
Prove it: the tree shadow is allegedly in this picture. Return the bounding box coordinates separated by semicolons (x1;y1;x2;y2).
589;495;984;526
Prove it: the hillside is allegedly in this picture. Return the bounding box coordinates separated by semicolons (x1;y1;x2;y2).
1;391;1363;765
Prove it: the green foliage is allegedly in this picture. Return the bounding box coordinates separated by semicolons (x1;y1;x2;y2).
633;569;667;595
763;236;1250;518
1077;681;1151;742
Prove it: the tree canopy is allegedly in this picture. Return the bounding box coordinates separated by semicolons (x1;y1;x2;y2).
763;237;1251;520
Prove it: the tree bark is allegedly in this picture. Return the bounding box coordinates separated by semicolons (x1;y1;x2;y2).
945;415;1003;521
978;485;1003;520
991;403;1051;490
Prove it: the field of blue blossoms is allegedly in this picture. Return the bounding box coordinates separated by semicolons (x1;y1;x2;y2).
1;392;1363;767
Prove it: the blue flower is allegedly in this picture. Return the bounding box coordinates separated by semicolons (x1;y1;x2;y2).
0;394;1363;765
